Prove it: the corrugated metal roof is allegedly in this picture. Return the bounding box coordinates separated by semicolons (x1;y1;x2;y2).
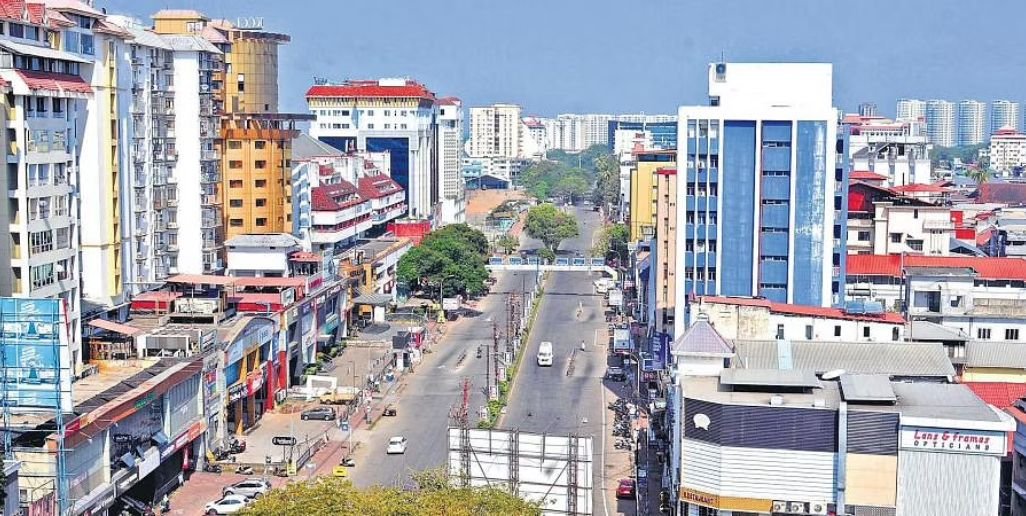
292;133;344;160
909;320;968;342
965;341;1026;369
721;368;821;388
161;34;221;54
840;374;897;402
892;382;1005;422
848;254;1026;281
733;340;955;378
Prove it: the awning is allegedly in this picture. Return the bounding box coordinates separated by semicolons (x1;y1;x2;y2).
88;318;142;337
0;39;90;63
352;293;393;306
16;70;92;96
317;334;333;342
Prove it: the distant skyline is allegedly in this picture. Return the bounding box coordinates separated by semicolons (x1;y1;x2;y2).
100;0;1026;118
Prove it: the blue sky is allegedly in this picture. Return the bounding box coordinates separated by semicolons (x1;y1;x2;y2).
99;0;1026;118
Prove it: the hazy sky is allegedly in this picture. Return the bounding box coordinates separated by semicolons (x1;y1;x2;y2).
99;0;1026;118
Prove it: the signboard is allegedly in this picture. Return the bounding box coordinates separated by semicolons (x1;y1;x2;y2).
227;383;247;404
607;289;624;308
0;298;73;411
612;328;631;352
900;426;1006;456
272;436;297;446
174;297;219;315
280;287;296;308
442;297;459;311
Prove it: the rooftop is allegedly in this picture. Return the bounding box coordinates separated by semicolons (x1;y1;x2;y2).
696;295;906;324
847;254;1026;281
850;170;889;181
225;233;302;249
964;382;1026;409
965;341;1026;369
306;79;435;101
292;133;344;160
975;183;1026;206
909;320;968;342
311;180;362;211
732;339;955;378
671;319;733;355
356;174;403;200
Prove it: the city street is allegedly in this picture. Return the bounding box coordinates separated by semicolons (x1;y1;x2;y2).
506;207;637;515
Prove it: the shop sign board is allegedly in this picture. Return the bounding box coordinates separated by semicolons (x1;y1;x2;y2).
0;298;73;411
900;426;1006;456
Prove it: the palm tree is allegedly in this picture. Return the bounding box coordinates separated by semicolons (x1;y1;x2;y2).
967;166;990;185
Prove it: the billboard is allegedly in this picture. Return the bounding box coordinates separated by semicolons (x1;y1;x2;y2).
0;298;73;411
447;428;593;515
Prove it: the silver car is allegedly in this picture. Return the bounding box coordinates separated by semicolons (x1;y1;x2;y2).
222;478;270;499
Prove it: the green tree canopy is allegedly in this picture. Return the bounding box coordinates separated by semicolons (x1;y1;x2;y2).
592;153;621;209
592;223;629;263
525;204;579;252
496;233;520;255
397;224;490;300
242;471;541;516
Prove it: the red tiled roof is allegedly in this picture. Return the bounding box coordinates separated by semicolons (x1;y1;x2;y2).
850;170;888;181
976;228;994;247
697;296;906;324
891;183;949;194
847;254;1026;281
132;291;182;302
17;70;92;95
356;174;403;199
0;0;25;21
25;2;42;24
289;251;321;263
44;7;75;27
436;96;460;106
964;382;1026;409
306;80;435;101
975;183;1026;206
311;180;365;211
93;18;132;37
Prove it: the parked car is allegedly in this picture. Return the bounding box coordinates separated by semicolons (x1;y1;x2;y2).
386;436;408;454
205;494;250;515
615;478;636;499
222;478;270;499
301;407;336;421
606;366;626;382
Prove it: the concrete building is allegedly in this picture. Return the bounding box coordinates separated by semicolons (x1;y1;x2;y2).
846;181;955;256
845;114;931;187
522;116;551;156
436;97;465;224
552;113;612;151
607;117;677;151
628;150;675;241
649;167;678;336
991;100;1021;135
959;99;987;146
674;62;840;336
896;98;926;123
306;78;444;221
467;103;522;159
989;127;1026;175
461;156;526;189
689;295;906;342
926;100;957;147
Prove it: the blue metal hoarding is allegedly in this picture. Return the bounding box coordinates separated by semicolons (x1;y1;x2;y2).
0;298;73;411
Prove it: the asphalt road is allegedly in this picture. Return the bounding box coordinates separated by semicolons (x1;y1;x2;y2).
350;268;537;488
505;207;636;515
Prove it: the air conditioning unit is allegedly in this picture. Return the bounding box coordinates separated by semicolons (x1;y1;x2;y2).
808;502;829;515
788;502;807;514
771;501;788;513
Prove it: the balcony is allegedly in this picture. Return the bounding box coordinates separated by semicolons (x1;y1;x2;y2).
202;194;220;206
201;217;219;229
200;150;218;161
201;239;219;250
167;222;178;231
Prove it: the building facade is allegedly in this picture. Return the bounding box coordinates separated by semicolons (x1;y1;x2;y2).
925;99;957;147
846;114;930;187
989;127;1026;175
991;100;1021;135
958;99;987;146
674;62;839;335
628;150;675;241
467;103;522;159
896;98;926;123
436;97;465;224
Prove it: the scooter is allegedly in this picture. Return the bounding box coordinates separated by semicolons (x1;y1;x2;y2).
340;457;356;467
227;436;247;454
203;463;223;473
235;465;254;475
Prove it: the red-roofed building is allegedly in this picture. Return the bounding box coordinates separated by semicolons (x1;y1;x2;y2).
357;173;406;225
309;180;374;248
306;79;436;102
691;296;906;342
847;181;952;256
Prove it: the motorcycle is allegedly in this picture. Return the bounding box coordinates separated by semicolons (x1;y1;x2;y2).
235;465;254;475
340;457;356;467
227;436;247;454
203;463;223;474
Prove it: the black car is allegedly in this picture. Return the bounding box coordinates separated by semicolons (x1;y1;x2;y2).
606;367;627;382
301;407;336;421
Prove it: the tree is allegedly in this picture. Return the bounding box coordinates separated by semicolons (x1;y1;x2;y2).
552;173;589;202
967;166;991;185
398;224;490;300
525;204;579;253
241;471;541;516
496;233;520;255
592;224;629;264
592;153;621;209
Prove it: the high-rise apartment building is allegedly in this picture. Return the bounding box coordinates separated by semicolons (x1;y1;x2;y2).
151;11;309;240
896;98;926;122
857;102;878;117
467;103;522;159
436;97;465;224
957;99;986;146
989;127;1026;175
674;63;840;337
306;79;443;221
991;100;1021;135
925;99;957;147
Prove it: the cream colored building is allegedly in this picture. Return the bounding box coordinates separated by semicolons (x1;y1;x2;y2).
989;126;1026;175
847;202;954;256
467;103;523;159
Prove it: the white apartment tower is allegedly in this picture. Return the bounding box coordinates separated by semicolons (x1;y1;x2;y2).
896;98;926;122
163;35;225;274
991;100;1021;135
925;100;957;147
437;97;465;224
958;99;986;146
467;103;522;159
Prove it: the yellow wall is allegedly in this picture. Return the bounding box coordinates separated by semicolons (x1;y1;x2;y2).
846;454;897;507
106;39;122;297
962;367;1026;383
630;159;675;241
225;37;279;114
152;12;208;35
222;126;297;238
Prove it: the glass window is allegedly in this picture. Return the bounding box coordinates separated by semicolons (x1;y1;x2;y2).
255;160;266;169
229;180;243;188
254;140;266;150
255;218;267;226
227;140;242;149
1006;329;1019;341
255;179;267;188
24;26;37;41
80;33;94;55
255;199;266;207
64;31;79;52
229;199;243;208
229;160;242;169
229;218;243;227
9;23;23;38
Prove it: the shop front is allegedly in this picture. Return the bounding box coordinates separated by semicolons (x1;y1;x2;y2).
224;318;276;435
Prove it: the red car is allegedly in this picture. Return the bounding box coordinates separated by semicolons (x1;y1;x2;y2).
615;478;636;499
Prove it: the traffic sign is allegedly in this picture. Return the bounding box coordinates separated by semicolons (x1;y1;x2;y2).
272;436;297;446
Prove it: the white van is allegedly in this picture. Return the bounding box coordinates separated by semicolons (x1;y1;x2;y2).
594;277;614;294
537;342;553;366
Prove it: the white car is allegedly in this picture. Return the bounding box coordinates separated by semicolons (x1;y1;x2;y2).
223;478;270;498
205;494;250;515
386;436;408;454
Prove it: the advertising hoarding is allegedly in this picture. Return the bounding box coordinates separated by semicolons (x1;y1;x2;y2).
0;298;72;411
900;426;1006;456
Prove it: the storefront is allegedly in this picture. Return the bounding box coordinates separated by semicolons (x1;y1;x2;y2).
224;318;276;434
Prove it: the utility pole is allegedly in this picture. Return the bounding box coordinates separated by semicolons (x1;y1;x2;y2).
449;377;472;487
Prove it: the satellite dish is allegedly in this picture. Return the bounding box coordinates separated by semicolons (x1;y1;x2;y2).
821;369;846;381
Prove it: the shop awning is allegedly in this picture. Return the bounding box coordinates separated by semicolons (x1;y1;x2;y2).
353;293;393;306
88;318;143;337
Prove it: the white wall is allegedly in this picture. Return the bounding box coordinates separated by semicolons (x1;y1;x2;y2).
681;439;836;501
226;248;293;276
172;52;202;274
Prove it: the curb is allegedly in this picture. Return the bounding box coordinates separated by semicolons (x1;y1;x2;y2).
494;272;549;428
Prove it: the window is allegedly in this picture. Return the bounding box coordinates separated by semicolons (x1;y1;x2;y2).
367;123;374;129
255;160;266;169
367;110;374;116
913;209;919;219
24;25;37;41
804;325;813;340
978;328;992;340
80;33;94;55
907;239;923;251
229;160;242;169
857;231;870;241
890;232;902;243
775;324;785;339
1007;329;1020;341
892;327;900;341
185;21;203;32
55;228;70;249
255;199;267;207
30;231;53;254
229;180;243;188
229;199;243;208
229;218;243;227
254;141;266;150
863;326;871;338
834;325;842;337
255;218;267;227
8;23;22;38
255;180;267;188
30;264;54;289
227;140;242;150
